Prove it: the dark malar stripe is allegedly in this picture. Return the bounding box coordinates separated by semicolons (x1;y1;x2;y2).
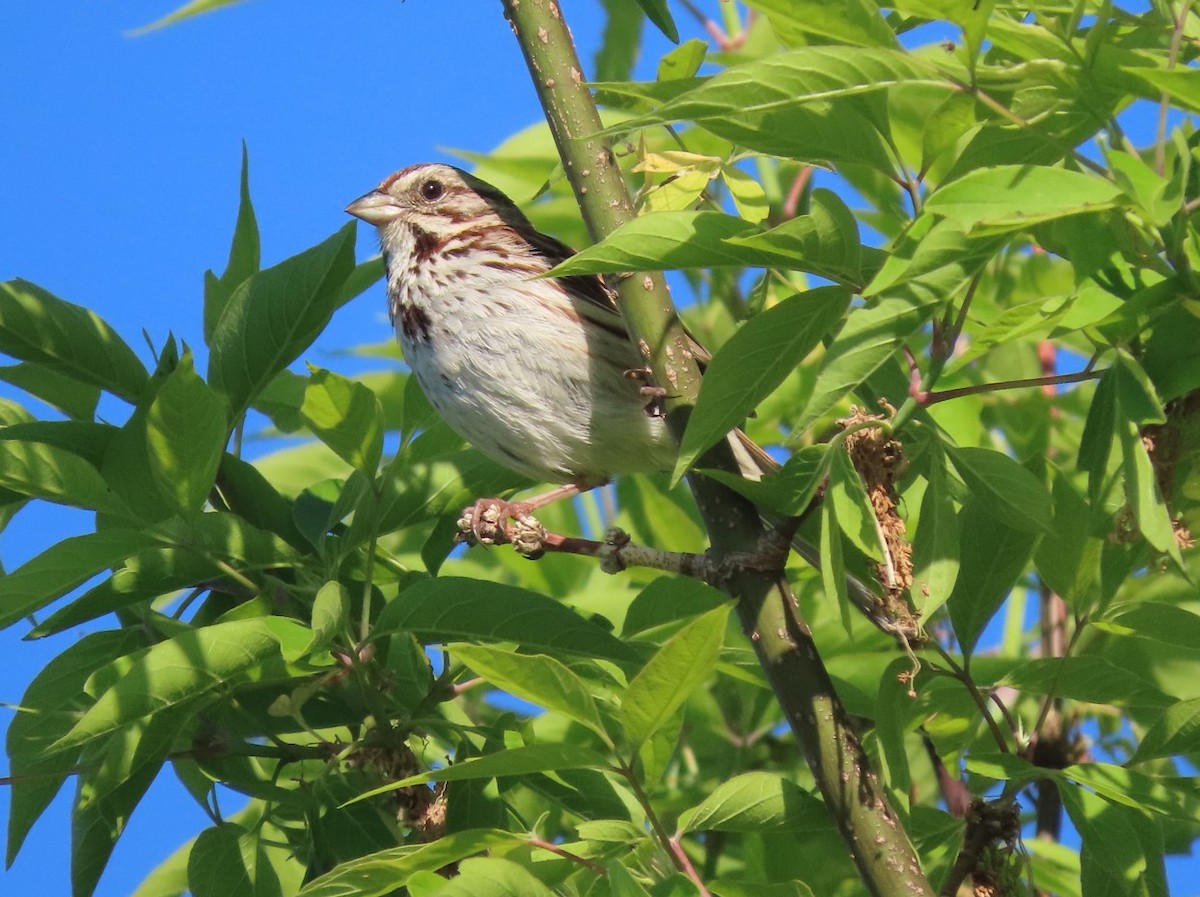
409;223;440;262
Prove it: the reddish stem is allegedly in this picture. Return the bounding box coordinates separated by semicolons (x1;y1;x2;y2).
528;837;606;875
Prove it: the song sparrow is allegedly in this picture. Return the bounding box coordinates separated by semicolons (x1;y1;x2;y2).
345;165;903;633
346;163;765;500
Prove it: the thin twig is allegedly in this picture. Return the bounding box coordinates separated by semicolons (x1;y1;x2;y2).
452;676;484;697
619;764;712;897
944;270;983;362
919;369;1103;406
959;83;1109;177
931;645;1011;753
527;837;606;875
782;167;813;219
669;835;713;897
211;557;260;595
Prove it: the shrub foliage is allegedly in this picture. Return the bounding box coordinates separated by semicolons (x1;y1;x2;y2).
4;3;1200;896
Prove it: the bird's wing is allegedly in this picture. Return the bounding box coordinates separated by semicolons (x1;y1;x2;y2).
529;228;715;367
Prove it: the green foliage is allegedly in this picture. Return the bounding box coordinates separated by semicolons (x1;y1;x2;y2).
5;3;1200;897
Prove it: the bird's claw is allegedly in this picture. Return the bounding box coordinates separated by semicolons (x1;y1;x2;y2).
456;499;546;559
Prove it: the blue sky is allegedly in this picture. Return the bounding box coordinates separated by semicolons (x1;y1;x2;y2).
1;2;1197;896
0;3;672;894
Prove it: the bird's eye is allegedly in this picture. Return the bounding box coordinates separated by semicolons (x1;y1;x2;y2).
420;179;444;201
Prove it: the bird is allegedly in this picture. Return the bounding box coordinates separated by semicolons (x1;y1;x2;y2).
345;162;744;511
346;163;907;636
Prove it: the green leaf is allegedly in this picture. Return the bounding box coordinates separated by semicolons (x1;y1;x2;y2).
947;295;1075;371
1059;785;1149;897
1143;304;1200;402
335;256;386;309
99;349;183;525
208;225;356;417
673;287;850;481
947;447;1053;534
864;217;1004;304
28;542;221;639
347;450;525;551
6;630;144;866
620;604;729;753
432;857;556;897
1132;697;1200;763
128;831;195;897
964;752;1041;785
744;0;898;48
0;529;156;630
638;706;683;792
1097;602;1200;655
622;576;729;637
829;448;883;561
723;188;879;287
0;436;131;516
155;511;301;569
0;280;148;403
214;452;309;552
920;91;978;175
595;0;644;83
925;165;1124;232
353;744;612;799
295;831;517;897
146;353;230;515
820;491;850;632
1113;353;1165;426
1110;358;1174;558
793;293;942;434
204;144;261;342
51;617;315;755
608;862;654;897
1000;657;1172;709
911;451;960;617
300;366;384;475
679;771;830;833
187;823;281;897
1063;763;1200;824
722;166;769;224
73;708;193;897
1119;64;1200;116
702;445;829;518
1115;415;1178;559
554;205;883;287
633;0;678;42
0;361;101;420
550;211;757;275
375;577;639;666
451;644;611;743
874;656;916;803
605;47;946;169
946;499;1039;655
1078;366;1117;503
1027;841;1082;897
1032;465;1096;607
658;39;706;81
309;581;348;652
1105;145;1180;228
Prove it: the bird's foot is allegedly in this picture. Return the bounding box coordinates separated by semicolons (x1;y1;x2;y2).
456;499;547;559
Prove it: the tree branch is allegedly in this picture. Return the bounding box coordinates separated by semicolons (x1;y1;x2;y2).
500;3;932;895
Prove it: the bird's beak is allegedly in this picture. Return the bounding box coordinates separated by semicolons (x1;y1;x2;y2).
345;190;399;225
